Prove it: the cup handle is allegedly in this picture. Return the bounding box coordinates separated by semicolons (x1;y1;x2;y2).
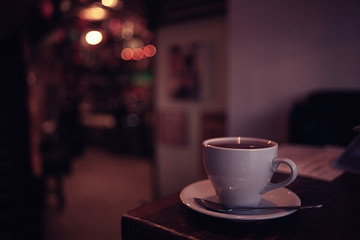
261;158;298;194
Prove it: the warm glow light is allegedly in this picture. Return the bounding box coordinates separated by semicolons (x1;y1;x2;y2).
120;44;156;61
125;38;144;49
132;48;144;60
101;0;123;9
79;5;107;21
102;0;118;8
119;45;157;61
121;48;133;60
123;20;134;29
121;21;135;39
121;27;134;40
85;30;103;45
143;45;156;57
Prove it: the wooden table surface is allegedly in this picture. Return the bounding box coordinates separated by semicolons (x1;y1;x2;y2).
122;172;360;240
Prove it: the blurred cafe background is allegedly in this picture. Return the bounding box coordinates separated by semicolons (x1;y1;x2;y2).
1;0;360;239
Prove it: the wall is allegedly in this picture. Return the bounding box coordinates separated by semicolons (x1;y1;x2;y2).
154;16;227;196
227;0;360;142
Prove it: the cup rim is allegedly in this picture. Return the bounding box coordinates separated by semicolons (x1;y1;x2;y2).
203;137;277;151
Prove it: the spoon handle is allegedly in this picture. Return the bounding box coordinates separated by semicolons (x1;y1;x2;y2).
194;198;323;212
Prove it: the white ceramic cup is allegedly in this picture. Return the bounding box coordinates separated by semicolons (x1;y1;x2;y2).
203;137;298;207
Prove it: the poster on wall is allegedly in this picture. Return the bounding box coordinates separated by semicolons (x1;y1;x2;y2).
167;42;213;101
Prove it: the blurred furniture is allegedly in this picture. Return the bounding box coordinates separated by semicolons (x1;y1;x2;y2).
41;114;84;210
42;141;72;210
40;92;85;209
121;144;360;240
289;90;360;146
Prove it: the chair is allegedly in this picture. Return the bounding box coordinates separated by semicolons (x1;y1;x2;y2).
289;90;360;147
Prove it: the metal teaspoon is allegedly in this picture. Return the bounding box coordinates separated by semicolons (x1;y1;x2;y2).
194;198;323;213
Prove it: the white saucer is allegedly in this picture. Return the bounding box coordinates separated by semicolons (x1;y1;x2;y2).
180;179;301;221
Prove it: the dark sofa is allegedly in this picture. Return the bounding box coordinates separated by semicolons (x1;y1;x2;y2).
289;90;360;147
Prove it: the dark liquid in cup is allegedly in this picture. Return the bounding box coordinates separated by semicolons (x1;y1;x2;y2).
210;142;273;149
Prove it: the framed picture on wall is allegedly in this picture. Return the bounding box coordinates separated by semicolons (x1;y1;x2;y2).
167;42;214;102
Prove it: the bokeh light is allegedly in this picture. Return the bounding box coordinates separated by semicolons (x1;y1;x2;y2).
79;4;107;21
102;0;119;8
143;45;156;57
85;30;103;45
121;28;134;40
120;45;157;61
121;21;135;40
121;48;133;60
132;48;144;60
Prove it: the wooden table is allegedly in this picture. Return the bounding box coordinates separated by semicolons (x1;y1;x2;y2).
122;172;360;239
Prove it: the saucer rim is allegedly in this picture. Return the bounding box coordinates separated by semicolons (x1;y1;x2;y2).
180;179;301;221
